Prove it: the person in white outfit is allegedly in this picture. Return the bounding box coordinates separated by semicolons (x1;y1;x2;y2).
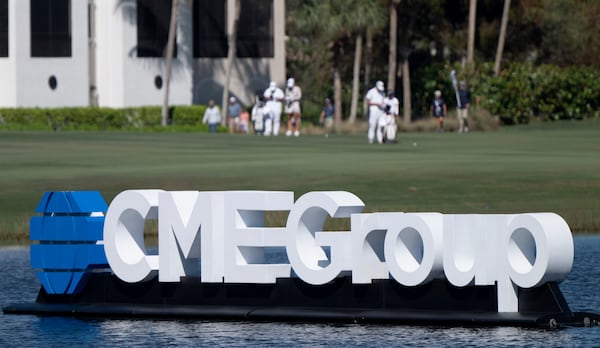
263;81;284;136
382;90;400;142
284;77;302;136
365;80;385;143
202;99;221;133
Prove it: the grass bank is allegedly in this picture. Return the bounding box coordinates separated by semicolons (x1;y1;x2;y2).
1;120;599;245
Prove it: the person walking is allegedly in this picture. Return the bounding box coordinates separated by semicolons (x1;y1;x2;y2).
285;77;303;136
263;81;284;136
430;90;447;132
202;99;222;133
365;80;385;144
457;81;471;133
227;96;242;134
319;98;334;137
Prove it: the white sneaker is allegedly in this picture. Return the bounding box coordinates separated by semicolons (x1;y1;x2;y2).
286;130;292;136
294;131;300;137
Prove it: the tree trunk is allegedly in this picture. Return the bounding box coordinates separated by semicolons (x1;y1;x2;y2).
161;0;179;127
348;34;363;124
401;57;411;125
388;0;400;92
221;0;241;126
363;27;373;119
494;0;511;76
334;67;342;132
467;0;477;65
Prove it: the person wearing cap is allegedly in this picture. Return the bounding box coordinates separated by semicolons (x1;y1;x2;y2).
227;96;242;134
430;90;447;132
285;77;303;136
319;97;334;136
457;81;471;133
365;80;386;143
263;81;285;136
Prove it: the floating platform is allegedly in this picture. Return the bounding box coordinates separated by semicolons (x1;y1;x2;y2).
4;274;599;329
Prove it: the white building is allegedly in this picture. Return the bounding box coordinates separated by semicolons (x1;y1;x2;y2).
0;0;286;108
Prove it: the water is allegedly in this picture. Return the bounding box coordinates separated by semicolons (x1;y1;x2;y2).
1;236;599;347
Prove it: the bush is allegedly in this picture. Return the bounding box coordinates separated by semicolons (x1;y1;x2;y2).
0;105;222;132
411;62;600;125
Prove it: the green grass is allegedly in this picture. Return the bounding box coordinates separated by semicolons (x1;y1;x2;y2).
1;120;600;244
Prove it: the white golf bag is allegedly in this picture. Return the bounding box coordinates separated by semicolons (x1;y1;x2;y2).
379;112;397;143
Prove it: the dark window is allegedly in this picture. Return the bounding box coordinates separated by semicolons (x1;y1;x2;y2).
137;0;176;58
31;0;71;57
237;0;273;58
193;0;227;58
0;0;7;57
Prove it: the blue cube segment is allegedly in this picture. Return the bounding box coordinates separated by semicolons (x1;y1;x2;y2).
30;191;110;295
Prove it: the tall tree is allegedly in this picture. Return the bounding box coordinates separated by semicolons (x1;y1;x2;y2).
221;0;241;126
388;0;401;93
494;0;511;76
467;0;477;64
297;0;384;127
161;0;179;127
346;0;385;124
348;34;363;124
363;26;374;119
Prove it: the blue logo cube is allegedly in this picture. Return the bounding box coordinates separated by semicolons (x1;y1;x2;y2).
30;191;109;295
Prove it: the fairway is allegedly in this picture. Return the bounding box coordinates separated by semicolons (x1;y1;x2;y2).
1;120;599;243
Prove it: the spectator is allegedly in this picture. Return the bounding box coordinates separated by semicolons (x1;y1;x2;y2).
263;81;284;136
239;109;250;134
319;98;334;137
365;80;386;144
457;81;471;133
430;90;447;132
202;99;221;133
227;96;242;134
285;77;303;136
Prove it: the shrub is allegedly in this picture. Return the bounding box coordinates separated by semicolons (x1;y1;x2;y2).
411;62;600;125
0;105;218;132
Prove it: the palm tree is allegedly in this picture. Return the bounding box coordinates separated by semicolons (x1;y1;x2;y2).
466;0;477;65
388;0;401;93
161;0;180;127
494;0;511;76
221;0;241;126
346;0;385;124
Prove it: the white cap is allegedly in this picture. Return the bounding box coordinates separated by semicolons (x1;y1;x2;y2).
269;81;276;89
287;78;295;87
434;90;442;97
229;97;236;102
376;80;384;91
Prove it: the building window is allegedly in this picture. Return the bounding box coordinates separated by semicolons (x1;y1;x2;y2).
193;0;227;58
237;0;273;58
31;0;71;57
0;0;7;57
137;0;176;58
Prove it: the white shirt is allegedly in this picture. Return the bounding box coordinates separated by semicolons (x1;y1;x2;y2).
384;96;400;116
366;87;384;109
202;106;221;124
285;86;302;104
263;87;285;113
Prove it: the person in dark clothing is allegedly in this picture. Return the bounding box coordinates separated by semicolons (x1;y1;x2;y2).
430;90;447;132
457;81;471;133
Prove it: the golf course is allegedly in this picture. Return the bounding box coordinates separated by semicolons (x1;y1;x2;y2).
1;120;599;244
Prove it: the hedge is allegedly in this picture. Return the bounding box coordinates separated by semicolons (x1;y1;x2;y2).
0;105;225;132
413;62;600;124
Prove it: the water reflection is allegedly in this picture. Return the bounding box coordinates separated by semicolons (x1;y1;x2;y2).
1;235;599;347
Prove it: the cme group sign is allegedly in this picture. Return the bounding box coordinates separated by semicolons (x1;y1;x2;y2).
102;190;574;313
